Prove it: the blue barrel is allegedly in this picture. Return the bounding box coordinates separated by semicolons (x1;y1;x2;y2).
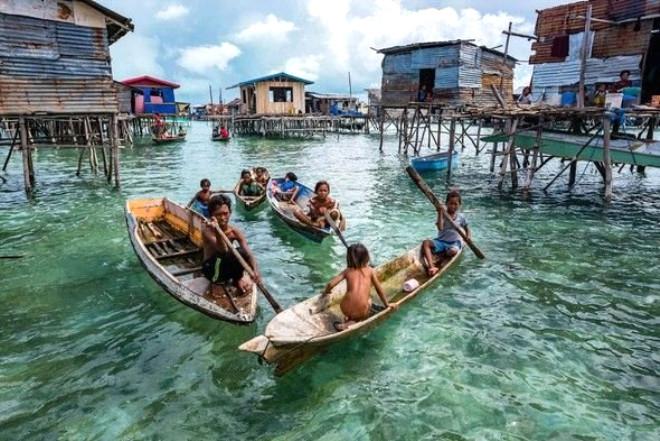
561;92;576;107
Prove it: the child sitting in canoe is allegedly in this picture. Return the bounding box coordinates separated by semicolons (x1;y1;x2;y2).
272;171;299;202
323;243;393;331
421;190;470;276
294;180;341;228
255;167;268;186
238;170;264;197
189;178;212;217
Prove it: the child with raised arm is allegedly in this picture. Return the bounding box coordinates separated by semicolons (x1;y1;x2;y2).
421;190;470;276
323;243;394;331
271;171;299;202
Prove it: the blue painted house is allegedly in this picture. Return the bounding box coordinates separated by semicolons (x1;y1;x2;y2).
120;75;180;115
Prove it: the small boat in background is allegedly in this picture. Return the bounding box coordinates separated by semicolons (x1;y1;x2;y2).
410;151;459;172
239;243;462;375
125;198;257;324
212;134;231;142
233;168;269;211
152;133;186;144
266;178;345;243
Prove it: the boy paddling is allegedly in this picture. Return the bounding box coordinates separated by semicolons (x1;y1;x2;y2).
421;190;470;276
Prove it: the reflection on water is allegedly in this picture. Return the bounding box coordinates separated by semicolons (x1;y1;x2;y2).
1;122;659;440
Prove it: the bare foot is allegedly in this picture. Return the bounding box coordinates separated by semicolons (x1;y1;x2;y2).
426;266;439;277
333;320;355;331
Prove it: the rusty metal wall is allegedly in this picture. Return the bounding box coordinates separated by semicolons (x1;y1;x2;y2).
0;11;117;115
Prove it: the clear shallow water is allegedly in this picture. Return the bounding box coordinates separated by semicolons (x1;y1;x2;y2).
1;122;659;440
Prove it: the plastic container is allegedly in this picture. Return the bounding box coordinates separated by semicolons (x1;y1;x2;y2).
605;92;623;109
560;92;576;107
403;278;420;292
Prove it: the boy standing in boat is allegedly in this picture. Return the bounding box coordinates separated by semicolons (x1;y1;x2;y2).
202;195;261;294
422;190;469;276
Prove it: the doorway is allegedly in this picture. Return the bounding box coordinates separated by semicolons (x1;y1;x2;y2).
641;32;660;103
418;68;435;99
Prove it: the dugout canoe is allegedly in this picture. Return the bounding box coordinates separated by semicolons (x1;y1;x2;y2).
212;135;231;142
233;168;269;211
125;197;258;324
152;134;186;144
266;178;345;243
239;243;462;375
410;151;459;172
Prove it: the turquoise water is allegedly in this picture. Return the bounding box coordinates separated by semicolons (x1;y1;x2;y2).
1;122;658;440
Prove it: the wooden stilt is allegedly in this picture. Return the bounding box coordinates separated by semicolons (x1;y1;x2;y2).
446;118;456;181
497;118;519;190
19;118;32;196
111;115;121;188
2;126;19;171
602;114;612;201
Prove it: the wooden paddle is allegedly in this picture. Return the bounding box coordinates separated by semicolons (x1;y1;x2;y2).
211;223;283;313
324;212;349;249
405;165;485;259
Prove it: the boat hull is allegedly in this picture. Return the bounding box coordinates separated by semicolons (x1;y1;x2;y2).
233;168;269;211
239;243;462;374
125;198;257;324
410;151;460;171
152;135;186;145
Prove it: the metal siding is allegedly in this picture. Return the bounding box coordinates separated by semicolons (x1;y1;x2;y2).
0;76;119;114
382;53;411;74
411;45;458;69
435;66;459;89
0;13;58;59
531;55;642;89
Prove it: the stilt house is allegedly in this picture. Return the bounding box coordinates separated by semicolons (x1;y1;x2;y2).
529;0;660;106
377;40;516;107
227;72;313;115
120;75;180;115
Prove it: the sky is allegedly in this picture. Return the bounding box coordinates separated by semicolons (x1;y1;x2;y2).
105;0;568;104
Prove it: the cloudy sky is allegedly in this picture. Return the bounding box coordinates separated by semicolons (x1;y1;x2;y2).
105;0;567;104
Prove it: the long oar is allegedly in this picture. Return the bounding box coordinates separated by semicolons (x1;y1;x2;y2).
405;165;485;259
324;212;349;249
211;224;283;313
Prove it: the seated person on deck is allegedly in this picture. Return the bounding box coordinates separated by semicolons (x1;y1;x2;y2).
323;243;394;331
202;195;261;294
238;169;264;197
421;190;470;276
294;180;340;228
271;172;299;202
189;178;212;217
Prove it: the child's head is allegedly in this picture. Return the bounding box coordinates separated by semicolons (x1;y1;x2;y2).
446;190;462;214
314;180;330;198
285;172;297;182
347;243;370;269
241;169;251;180
200;178;211;189
596;83;606;91
255;167;265;176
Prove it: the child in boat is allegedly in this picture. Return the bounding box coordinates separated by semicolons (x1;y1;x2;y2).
294;180;340;228
238;169;264;196
323;243;392;331
254;167;268;186
421;190;470;276
190;178;212;217
272;171;299;202
219;126;230;139
202;195;261;294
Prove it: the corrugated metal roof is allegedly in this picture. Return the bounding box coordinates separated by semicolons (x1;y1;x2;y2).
377;40;517;62
227;72;314;89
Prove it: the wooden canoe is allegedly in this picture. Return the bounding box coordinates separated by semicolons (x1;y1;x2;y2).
212;135;231;142
152;134;186;144
125;197;258;324
239;243;462;374
266;178;346;243
233;168;269;211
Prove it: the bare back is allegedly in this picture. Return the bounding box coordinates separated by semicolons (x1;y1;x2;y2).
340;267;374;321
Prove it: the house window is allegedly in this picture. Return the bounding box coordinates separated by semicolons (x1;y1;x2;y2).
270;87;293;102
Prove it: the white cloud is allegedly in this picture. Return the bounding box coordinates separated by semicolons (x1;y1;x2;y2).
236;14;297;42
306;0;534;88
109;33;165;79
177;43;241;74
156;4;189;21
281;55;323;81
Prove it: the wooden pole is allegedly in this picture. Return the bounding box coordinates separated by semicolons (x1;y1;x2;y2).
405;166;485;259
447;118;456;180
577;4;592;109
19;117;31;196
2;125;20;171
500;22;512;93
524;120;543;190
497;118;519;190
602;114;612;201
378;108;385;152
